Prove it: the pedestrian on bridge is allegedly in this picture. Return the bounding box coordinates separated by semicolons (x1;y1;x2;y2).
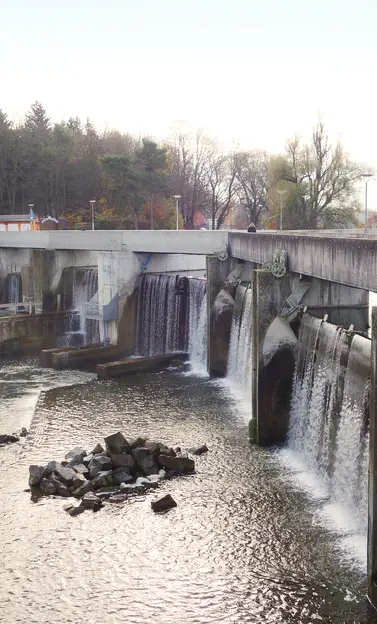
247;222;256;233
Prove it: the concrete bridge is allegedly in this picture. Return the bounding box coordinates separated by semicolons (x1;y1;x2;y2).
1;228;376;291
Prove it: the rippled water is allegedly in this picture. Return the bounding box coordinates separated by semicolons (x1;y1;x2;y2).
0;359;376;623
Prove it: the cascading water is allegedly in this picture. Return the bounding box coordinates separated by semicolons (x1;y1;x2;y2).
8;274;22;304
188;278;207;373
288;313;370;533
227;284;253;402
136;274;207;367
60;268;99;346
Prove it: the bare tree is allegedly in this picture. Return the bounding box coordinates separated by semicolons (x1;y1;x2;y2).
281;122;370;228
205;148;238;229
167;126;211;229
234;149;269;226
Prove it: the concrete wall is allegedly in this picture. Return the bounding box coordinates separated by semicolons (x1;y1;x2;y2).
0;229;229;254
229;232;377;292
0;312;76;354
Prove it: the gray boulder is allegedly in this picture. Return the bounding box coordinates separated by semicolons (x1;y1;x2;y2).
65;447;87;462
151;494;177;513
130;437;146;449
135;477;158;489
73;480;93;499
88;455;113;479
82;453;93;467
189;444;208;456
72;463;89;477
133;447;159;475
72;472;87;489
104;432;129;455
111;468;133;486
40;478;57;495
29;465;45;486
81;492;102;511
92;470;114;489
68;454;86;467
108;494;128;504
20;427;28;437
91;442;104;455
110;453;135;469
0;434;19;444
68;504;86;517
42;460;62;476
54;464;77;486
48;473;70;496
158;454;195;474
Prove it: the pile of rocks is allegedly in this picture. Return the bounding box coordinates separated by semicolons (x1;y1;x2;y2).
28;432;208;516
0;428;28;447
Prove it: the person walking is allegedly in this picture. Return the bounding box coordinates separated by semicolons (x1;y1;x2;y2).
247;222;256;232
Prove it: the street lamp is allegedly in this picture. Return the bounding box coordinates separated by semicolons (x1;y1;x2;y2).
277;190;287;232
89;200;96;231
360;174;373;233
172;195;181;231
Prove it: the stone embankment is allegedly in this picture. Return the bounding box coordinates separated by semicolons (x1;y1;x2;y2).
28;432;208;516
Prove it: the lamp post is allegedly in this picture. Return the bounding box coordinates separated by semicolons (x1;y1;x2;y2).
89;200;96;231
361;174;373;233
277;190;287;232
173;195;181;231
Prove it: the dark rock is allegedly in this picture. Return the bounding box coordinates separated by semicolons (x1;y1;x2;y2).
0;434;19;444
72;463;89;477
174;447;181;453
108;494;128;504
65;447;87;462
92;442;104;455
29;465;45;486
151;494;177;513
130;437;146;449
135;477;159;489
133;447;159;475
157;444;176;457
73;480;93;499
40;478;57;495
68;454;86;467
189;444;209;456
48;473;70;496
20;427;28;437
158;454;195;474
110;453;135;469
81;492;102;511
144;440;160;454
42;460;62;477
82;453;93;467
111;468;133;486
72;472;87;489
104;432;130;455
92;470;114;489
68;504;86;517
88;455;113;479
54;464;77;486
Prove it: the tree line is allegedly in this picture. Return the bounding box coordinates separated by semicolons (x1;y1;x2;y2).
0;102;371;229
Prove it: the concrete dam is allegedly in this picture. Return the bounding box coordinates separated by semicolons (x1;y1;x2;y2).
1;229;377;620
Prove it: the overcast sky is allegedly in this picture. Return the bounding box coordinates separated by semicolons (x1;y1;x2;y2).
2;0;376;207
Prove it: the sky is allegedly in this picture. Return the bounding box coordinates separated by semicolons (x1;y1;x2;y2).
1;0;377;208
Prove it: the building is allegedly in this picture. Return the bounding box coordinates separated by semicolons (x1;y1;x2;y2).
0;215;40;232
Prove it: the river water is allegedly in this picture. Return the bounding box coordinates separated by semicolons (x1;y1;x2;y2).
0;358;376;624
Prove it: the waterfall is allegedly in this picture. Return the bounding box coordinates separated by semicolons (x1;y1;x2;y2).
288;313;370;532
60;268;99;347
227;284;253;402
136;274;207;366
8;274;22;304
188;278;207;373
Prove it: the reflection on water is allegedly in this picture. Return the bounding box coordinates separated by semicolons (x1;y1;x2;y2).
0;360;376;623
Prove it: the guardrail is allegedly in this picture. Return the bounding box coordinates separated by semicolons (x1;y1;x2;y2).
0;302;43;316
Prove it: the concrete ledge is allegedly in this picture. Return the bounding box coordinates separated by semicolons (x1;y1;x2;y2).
52;344;126;370
40;343;103;368
97;352;188;379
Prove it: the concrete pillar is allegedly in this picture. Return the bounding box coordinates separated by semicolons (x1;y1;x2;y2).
368;307;377;608
251;269;296;445
206;255;233;376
